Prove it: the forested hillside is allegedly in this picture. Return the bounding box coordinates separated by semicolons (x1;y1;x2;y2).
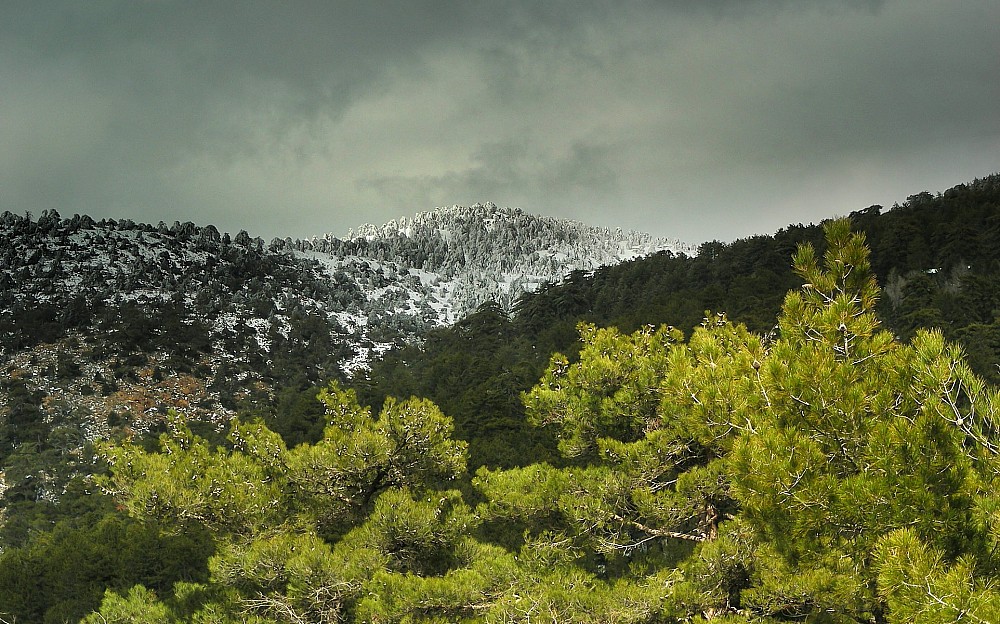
15;218;1000;623
507;175;1000;381
282;202;694;318
2;175;1000;622
354;175;1000;478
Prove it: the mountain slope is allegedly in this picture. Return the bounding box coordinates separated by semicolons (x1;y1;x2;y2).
283;202;695;320
502;174;1000;377
0;205;687;436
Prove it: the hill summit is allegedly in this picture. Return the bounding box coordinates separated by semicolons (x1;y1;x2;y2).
281;202;695;321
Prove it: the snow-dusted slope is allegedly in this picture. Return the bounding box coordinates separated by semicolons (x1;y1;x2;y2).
1;205;693;390
284;202;695;321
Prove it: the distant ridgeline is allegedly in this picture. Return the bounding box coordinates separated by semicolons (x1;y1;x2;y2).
0;202;690;570
0;202;690;377
275;202;695;317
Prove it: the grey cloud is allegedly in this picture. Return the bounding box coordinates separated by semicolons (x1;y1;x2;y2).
0;0;996;244
359;139;620;220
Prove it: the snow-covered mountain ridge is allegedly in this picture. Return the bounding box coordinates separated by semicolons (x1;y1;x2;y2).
282;202;695;320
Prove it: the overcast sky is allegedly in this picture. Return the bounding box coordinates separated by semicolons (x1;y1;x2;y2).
2;1;997;244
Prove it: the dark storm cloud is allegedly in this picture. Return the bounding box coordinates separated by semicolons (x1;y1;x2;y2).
3;2;460;164
360;139;620;220
1;1;996;243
